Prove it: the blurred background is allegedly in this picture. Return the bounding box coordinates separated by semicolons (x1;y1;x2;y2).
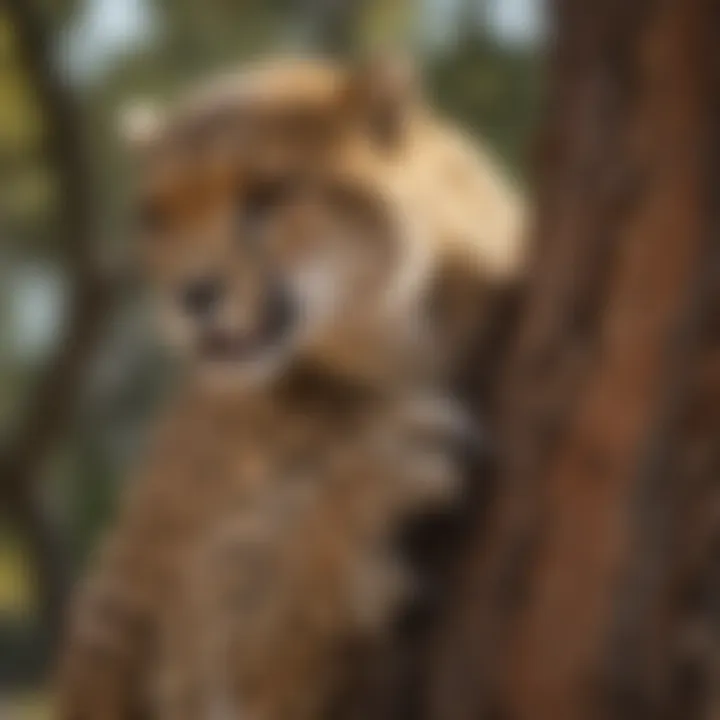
0;1;543;715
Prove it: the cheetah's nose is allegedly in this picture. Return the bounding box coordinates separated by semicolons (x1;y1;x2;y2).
180;276;223;318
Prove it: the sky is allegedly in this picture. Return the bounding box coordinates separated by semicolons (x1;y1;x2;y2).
65;0;151;80
492;0;545;43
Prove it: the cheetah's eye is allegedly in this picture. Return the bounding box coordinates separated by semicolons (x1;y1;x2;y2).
242;179;297;233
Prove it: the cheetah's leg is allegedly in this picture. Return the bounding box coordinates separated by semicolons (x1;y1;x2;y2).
56;537;156;720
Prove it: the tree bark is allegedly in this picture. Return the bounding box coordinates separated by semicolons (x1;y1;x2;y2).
345;0;720;718
1;0;109;649
424;0;720;719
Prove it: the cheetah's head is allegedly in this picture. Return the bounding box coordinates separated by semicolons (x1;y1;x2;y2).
125;58;437;389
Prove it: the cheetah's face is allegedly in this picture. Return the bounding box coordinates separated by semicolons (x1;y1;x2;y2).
130;60;426;387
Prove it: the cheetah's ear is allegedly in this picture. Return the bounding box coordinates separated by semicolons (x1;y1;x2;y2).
344;54;420;149
118;100;165;153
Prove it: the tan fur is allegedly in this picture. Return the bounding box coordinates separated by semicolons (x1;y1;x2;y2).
57;58;524;720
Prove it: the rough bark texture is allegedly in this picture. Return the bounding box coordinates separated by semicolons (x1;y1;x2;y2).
421;0;720;718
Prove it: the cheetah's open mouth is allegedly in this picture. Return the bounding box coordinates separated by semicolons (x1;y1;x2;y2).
198;289;298;363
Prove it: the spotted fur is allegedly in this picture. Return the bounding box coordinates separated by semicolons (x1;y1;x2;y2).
57;57;524;720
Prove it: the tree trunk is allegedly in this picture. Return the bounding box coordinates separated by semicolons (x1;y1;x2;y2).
425;0;720;718
349;0;720;718
2;0;109;652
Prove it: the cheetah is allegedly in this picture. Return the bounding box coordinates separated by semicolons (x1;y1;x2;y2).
56;57;525;720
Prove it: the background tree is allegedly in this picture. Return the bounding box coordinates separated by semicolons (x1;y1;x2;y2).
1;0;106;679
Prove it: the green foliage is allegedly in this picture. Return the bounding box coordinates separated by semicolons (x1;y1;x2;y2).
135;0;292;89
431;32;543;175
0;14;53;245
